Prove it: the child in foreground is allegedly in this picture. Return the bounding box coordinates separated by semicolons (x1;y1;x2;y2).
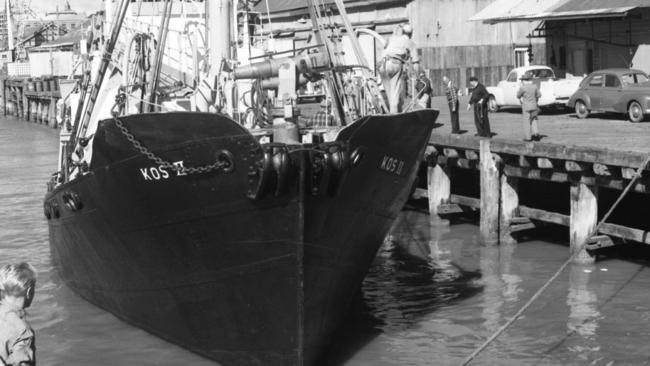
0;262;36;366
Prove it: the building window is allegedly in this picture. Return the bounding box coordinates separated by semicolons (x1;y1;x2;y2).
514;47;530;68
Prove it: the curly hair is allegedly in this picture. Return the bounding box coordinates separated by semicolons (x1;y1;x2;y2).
0;262;37;298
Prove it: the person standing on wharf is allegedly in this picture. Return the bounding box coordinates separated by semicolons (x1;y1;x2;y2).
467;76;491;137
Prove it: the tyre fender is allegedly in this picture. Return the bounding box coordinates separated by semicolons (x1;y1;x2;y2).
62;192;83;211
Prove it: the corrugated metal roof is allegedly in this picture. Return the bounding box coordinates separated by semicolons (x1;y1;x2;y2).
254;0;404;14
470;0;566;23
552;0;650;12
470;0;648;24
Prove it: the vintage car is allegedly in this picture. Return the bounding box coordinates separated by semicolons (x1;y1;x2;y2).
486;65;583;112
567;68;650;123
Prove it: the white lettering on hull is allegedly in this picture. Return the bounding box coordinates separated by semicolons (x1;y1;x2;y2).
140;161;185;180
379;155;406;176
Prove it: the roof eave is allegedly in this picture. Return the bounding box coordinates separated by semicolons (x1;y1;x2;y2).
479;7;637;24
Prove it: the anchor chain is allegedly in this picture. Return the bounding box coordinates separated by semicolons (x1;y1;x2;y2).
111;110;233;175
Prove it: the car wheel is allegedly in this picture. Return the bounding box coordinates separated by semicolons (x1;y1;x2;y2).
628;101;644;123
575;100;589;119
487;95;499;113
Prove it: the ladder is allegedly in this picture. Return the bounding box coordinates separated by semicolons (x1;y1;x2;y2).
305;0;387;125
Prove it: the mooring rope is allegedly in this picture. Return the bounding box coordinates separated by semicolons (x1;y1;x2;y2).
460;153;650;366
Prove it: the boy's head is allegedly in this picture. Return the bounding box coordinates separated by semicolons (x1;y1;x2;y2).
0;263;37;308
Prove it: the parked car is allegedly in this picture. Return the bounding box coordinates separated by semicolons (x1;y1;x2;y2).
567;69;650;122
486;65;583;112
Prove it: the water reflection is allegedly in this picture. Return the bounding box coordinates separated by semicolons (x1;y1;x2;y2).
566;265;601;360
367;212;481;330
478;244;522;332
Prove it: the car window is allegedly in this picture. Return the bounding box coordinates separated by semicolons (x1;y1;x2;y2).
507;72;517;82
588;74;603;87
635;73;650;84
533;68;554;79
605;74;621;88
621;74;634;85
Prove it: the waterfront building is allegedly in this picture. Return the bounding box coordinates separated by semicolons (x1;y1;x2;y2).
18;1;87;47
254;0;545;96
471;0;650;76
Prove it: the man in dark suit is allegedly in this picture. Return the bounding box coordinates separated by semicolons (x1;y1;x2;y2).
467;76;491;137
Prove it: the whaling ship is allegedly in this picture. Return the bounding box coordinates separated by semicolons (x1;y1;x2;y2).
44;0;438;364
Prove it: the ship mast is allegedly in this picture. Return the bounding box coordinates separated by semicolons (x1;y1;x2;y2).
147;0;173;111
72;0;130;146
206;0;232;73
204;0;232;111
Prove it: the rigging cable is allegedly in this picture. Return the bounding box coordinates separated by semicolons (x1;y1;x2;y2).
460;153;650;366
264;0;274;42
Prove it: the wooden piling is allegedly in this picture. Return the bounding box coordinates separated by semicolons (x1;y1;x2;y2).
427;163;451;217
25;99;30;122
480;139;500;246
21;84;27;119
31;100;37;122
500;173;519;245
35;100;40;123
48;100;56;127
11;87;17;116
42;101;49;124
570;182;597;264
1;79;5;116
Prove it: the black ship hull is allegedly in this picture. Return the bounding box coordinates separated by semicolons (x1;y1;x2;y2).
45;110;437;365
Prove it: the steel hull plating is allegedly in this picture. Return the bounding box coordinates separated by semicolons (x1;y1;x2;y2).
45;110;437;365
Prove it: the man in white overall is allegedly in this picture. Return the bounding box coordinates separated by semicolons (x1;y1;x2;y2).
378;24;420;113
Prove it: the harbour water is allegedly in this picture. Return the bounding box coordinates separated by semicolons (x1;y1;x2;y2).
2;116;650;365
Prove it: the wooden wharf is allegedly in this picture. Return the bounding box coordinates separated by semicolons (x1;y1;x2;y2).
1;76;73;128
422;96;650;263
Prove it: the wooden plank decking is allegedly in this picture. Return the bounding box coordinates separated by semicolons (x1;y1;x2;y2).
424;96;650;262
429;96;650;155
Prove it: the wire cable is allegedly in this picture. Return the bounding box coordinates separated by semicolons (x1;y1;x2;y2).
460;153;650;366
